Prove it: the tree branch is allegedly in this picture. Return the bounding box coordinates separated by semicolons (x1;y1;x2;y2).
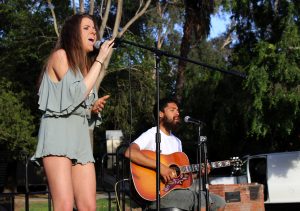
221;20;235;49
79;0;85;13
96;0;153;90
99;0;112;39
47;0;59;37
72;0;76;14
112;0;123;37
118;0;152;37
89;0;94;15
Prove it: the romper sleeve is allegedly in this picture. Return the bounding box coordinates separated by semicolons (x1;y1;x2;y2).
38;70;87;116
85;88;103;128
87;112;103;128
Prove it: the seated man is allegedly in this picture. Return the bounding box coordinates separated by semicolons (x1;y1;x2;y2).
125;98;226;211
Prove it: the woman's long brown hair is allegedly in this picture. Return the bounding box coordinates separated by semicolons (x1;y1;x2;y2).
37;14;100;88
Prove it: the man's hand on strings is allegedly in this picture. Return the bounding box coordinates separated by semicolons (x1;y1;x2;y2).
160;164;177;183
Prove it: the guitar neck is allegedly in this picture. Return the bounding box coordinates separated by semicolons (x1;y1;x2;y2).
179;160;233;174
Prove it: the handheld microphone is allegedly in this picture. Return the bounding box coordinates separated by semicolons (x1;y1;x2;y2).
93;38;121;49
93;40;105;49
184;116;206;126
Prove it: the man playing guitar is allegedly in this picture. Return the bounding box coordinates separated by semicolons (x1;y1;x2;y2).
124;98;226;211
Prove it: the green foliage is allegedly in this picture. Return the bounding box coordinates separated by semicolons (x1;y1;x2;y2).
98;34;157;140
0;78;36;159
0;2;56;69
0;0;57;121
228;0;300;150
177;38;247;160
0;0;57;158
1;0;299;160
170;0;300;157
245;39;300;137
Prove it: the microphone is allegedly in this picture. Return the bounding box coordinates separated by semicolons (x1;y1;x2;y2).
184;116;206;126
93;40;105;49
93;38;121;49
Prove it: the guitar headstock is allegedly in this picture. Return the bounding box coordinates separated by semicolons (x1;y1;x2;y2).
210;157;242;170
229;157;243;173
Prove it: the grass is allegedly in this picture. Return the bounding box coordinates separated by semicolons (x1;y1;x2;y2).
16;198;117;211
2;193;141;211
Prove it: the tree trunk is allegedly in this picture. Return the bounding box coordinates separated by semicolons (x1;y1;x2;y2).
175;13;193;104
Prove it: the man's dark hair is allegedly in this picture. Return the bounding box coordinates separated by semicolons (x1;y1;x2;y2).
153;98;179;121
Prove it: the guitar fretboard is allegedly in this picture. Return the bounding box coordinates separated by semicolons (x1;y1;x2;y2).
179;160;233;174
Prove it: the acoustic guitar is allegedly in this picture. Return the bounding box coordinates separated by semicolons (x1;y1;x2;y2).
130;150;241;201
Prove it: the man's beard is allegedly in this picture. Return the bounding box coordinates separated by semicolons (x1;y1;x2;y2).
162;116;180;131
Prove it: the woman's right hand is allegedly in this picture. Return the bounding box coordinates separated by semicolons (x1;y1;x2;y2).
96;39;115;64
91;95;110;114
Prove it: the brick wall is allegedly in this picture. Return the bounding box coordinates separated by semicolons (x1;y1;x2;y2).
209;183;265;211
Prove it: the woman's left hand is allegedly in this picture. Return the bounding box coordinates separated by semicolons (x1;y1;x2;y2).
92;95;110;114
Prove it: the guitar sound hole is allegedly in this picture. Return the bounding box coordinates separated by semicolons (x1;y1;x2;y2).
169;164;180;177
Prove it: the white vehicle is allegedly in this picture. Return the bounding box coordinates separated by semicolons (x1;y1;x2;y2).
209;151;300;205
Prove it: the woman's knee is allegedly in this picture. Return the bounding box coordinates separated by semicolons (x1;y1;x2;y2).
75;200;96;211
53;198;74;211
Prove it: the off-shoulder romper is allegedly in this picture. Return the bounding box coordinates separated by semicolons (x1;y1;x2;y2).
31;70;100;165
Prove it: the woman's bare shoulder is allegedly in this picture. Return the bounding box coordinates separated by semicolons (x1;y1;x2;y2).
47;49;69;81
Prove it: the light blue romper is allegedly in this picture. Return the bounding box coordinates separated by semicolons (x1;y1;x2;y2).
31;70;101;165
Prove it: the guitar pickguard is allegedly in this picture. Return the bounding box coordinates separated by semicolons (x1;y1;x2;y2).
164;173;190;192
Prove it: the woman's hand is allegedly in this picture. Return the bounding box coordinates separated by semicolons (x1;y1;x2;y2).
92;95;110;114
83;39;114;96
96;39;115;64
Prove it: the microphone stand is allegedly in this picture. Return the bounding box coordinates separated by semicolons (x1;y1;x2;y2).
197;124;210;211
203;136;210;211
155;51;162;210
114;37;246;210
114;38;247;78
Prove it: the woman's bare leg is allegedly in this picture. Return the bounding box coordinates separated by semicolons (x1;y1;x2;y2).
72;163;96;211
43;156;74;211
